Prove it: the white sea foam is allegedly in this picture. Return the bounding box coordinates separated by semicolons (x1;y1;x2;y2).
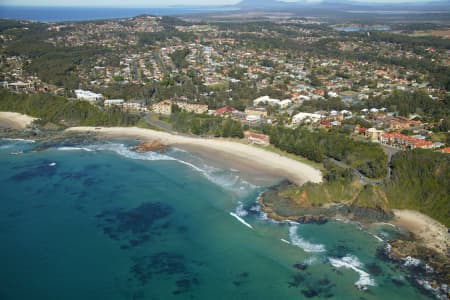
303;256;318;265
85;143;175;161
167;147;258;194
403;256;421;267
328;255;376;289
2;138;35;143
372;234;384;242
230;212;253;229
77;142;258;194
49;162;56;167
289;225;326;253
57;146;93;152
235;202;248;217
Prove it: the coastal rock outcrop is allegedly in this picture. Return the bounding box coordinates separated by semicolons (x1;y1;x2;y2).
380;240;450;299
258;180;394;225
132;140;166;153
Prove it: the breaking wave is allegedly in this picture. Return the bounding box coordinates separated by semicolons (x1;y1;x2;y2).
289;224;326;253
57;146;93;152
328;255;376;289
235;202;248;217
61;142;258;194
230;212;253;229
167;147;258;194
0;138;35;150
1;138;35;143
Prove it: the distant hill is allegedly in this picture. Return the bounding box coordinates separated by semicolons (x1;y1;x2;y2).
236;0;450;12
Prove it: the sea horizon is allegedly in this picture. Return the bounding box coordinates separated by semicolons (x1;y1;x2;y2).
0;5;238;22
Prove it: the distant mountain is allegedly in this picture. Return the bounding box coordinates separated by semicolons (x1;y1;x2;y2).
237;0;289;9
236;0;450;11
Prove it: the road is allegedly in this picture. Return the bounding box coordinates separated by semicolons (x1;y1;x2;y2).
143;113;173;132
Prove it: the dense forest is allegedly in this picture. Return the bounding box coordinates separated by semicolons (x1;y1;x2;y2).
0;89;140;127
168;106;244;138
267;126;387;178
386;149;450;226
366;90;450;121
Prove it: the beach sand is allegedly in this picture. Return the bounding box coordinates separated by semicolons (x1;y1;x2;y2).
392;209;449;256
67;126;323;186
0;112;37;129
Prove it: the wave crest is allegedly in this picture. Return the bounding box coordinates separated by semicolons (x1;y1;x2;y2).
289;224;326;253
328;255;376;289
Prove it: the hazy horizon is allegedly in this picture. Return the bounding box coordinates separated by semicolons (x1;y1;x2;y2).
1;0;445;8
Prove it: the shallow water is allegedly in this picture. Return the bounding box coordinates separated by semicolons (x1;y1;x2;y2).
0;139;434;299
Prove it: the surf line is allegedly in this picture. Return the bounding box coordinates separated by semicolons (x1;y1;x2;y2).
230;212;253;229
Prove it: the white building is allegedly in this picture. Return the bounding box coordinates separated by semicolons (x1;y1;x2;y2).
104;99;124;107
253;96;293;108
292;112;322;125
75;89;103;103
279;99;293;108
253;95;280;106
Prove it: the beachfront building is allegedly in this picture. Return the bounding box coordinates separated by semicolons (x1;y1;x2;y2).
177;102;208;114
380;132;434;149
123;101;147;112
151;100;208;115
366;128;384;142
245;132;270;146
7;81;34;92
104;99;125;107
75;89;103;103
152;100;172;115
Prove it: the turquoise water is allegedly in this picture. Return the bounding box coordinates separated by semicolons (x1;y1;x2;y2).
0;138;433;300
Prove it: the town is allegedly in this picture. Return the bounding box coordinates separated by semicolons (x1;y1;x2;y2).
0;15;449;154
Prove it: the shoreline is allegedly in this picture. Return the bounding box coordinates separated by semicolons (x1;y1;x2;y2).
0;112;37;129
66;126;323;186
2;117;447;259
391;209;449;256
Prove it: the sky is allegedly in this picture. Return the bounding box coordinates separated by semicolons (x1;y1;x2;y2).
0;0;434;7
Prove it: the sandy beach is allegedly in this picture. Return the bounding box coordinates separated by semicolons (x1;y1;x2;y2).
67;126;323;186
0;112;37;129
392;209;449;255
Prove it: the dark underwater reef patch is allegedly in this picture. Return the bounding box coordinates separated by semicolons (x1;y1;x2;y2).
96;202;173;249
232;272;250;287
130;252;200;295
10;160;57;181
288;273;335;298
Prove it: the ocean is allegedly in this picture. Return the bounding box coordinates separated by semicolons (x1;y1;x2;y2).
0;138;434;300
0;6;237;22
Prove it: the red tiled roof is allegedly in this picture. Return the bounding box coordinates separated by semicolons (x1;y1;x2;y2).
441;147;450;153
249;133;269;140
215;106;237;114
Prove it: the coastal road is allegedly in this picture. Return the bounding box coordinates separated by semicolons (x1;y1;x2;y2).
328;158;386;185
143;113;174;132
328;143;399;185
143;113;198;139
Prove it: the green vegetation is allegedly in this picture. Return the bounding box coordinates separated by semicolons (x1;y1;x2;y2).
167;107;243;138
169;48;190;70
3;24;108;89
367;90;450;122
271;149;449;226
386;149;450;226
268;126;387;178
0;89;140;127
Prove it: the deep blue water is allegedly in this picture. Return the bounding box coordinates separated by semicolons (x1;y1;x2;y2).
0;138;435;299
0;6;237;22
